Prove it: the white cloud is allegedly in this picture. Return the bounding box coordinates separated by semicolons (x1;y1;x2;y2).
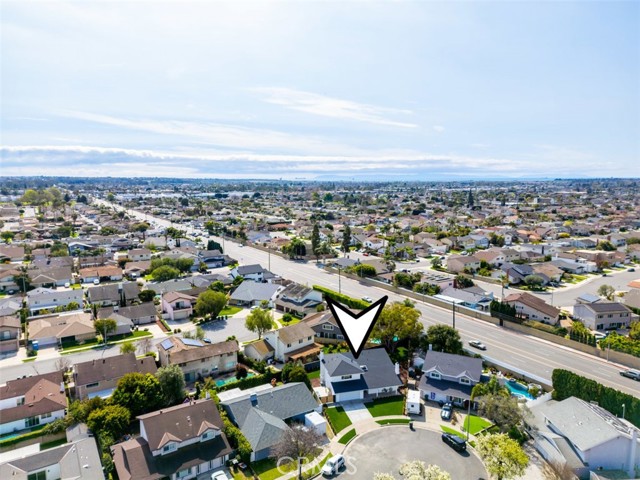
251;87;417;128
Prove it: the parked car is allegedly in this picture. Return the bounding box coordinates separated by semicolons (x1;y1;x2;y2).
468;340;487;351
620;369;640;381
210;472;230;480
93;279;100;285
628;268;636;272
322;454;345;477
442;433;467;452
440;403;452;421
362;296;373;303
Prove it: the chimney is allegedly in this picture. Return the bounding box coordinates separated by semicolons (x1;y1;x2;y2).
394;362;400;376
628;428;638;478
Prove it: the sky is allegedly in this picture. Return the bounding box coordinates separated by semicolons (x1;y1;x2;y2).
1;0;639;180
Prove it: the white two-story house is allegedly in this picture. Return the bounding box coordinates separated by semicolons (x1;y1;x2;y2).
111;399;233;480
263;322;318;363
418;350;483;407
573;302;636;331
320;348;402;403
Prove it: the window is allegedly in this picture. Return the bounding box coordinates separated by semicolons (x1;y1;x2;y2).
201;430;214;441
177;467;191;478
28;471;47;480
307;336;312;341
201;359;206;363
86;382;99;388
597;315;603;319
608;314;613;318
25;416;40;428
16;397;25;406
340;375;352;380
322;324;334;331
460;378;471;385
337;335;344;340
299;339;303;344
41;412;52;420
162;442;177;454
287;343;291;348
1;330;9;339
429;372;441;380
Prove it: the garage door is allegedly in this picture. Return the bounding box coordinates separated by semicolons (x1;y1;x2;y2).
337;390;362;402
36;337;58;347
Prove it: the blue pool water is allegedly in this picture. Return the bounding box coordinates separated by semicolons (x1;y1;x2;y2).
215;373;255;387
505;380;535;400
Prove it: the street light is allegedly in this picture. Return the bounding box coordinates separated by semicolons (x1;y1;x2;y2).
337;265;342;294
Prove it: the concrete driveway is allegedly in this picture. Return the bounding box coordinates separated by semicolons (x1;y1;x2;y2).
342;427;487;479
342;401;372;423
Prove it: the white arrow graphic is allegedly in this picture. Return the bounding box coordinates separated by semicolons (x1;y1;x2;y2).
326;296;388;359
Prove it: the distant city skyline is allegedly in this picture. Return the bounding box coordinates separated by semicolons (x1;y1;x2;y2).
1;1;639;179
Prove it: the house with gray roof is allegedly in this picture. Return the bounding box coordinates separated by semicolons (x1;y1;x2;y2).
0;435;103;480
230;264;275;282
527;396;640;479
220;383;319;461
320;347;402;403
229;281;283;307
86;282;141;307
274;282;323;317
263;321;318;363
418;350;483;407
572;301;636;331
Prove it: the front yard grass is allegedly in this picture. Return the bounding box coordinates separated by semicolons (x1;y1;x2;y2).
365;396;404;417
220;306;242;316
463;414;492;435
325;406;352;433
306;369;320;380
376;418;410;425
338;428;356;444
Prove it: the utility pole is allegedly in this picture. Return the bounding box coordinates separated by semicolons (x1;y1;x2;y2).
466;400;472;440
338;266;342;294
452;301;456;330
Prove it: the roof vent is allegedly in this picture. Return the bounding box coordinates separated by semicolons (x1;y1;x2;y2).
360;365;368;372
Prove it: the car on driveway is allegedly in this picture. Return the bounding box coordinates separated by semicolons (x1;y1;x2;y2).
440;403;452;421
362;296;373;303
620;369;640;381
468;340;487;350
442;433;466;452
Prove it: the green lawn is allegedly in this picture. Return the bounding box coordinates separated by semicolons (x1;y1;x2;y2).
325;406;352;433
302;454;331;480
306;370;320;380
463;415;492;435
365;396;405;417
250;458;286;480
338;428;356;444
376;418;411;425
280;317;300;326
220;306;242;316
61;330;152;352
22;357;37;363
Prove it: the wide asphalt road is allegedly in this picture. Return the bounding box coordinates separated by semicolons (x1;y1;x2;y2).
95;200;640;397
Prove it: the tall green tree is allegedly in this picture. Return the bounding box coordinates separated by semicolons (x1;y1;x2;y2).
476;394;528;432
111;372;164;417
423;324;463;354
156;364;187;406
245;308;275;339
120;341;136;354
195;290;227;320
94;318;117;344
475;433;529;480
87;405;131;441
342;224;351;256
311;223;321;260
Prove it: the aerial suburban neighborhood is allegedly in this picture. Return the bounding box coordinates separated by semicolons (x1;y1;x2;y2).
0;178;639;480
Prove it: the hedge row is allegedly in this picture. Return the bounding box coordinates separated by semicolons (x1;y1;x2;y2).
0;426;46;447
312;285;370;309
552;369;640;427
214;370;282;393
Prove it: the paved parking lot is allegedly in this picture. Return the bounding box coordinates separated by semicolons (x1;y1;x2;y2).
341;427;487;479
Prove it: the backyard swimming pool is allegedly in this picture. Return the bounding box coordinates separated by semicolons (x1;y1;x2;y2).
215;373;255;387
505;379;535;400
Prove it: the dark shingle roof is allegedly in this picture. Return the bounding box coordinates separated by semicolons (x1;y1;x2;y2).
74;353;157;387
422;350;482;382
324;348;402;390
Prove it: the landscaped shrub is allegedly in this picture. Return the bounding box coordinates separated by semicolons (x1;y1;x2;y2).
312;285;369;309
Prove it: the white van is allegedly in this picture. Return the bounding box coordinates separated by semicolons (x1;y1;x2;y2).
406;390;421;415
322;455;345;477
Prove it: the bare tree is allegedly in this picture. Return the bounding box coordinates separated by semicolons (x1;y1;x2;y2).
271;424;323;479
55;357;72;373
138;337;153;356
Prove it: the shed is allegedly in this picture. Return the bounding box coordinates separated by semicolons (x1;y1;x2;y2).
304;411;327;436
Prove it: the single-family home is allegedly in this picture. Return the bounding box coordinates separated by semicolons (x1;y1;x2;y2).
127;248;152;261
572;302;635;331
26;287;84;315
263;322;319;363
418;350;483;407
274;283;323;317
436;286;494;311
158;337;238;383
243;339;276;362
319;348;402;403
28;267;74;288
161;291;196;321
28;312;96;347
198;249;227;268
304;311;344;344
73;353;157;400
363;235;385;250
230;264;273;282
228;282;282;308
124;260;151;278
79;265;123;283
0;314;21;353
0;435;103;480
527;396;640;479
220;383;319;462
446;255;481;274
111;399;233;480
0;371;67;435
474;248;506;267
504;292;560;325
0;245;25;263
86;282;141;307
0;267;21;293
